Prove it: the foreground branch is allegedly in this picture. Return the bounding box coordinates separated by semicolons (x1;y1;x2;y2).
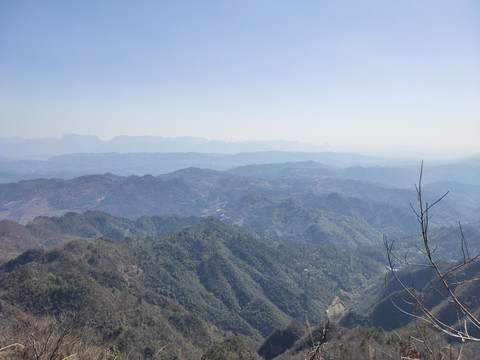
384;162;480;344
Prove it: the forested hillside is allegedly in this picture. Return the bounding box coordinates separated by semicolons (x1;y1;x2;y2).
0;159;478;359
0;217;383;359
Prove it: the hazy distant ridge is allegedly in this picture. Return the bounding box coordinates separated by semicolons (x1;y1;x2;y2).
2;135;478;162
0;134;329;160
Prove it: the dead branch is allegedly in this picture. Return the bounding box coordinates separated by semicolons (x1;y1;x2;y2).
384;162;480;344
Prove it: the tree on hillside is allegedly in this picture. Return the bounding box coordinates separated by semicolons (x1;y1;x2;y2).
383;163;480;357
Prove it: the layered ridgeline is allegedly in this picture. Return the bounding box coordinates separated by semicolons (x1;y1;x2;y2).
0;211;200;264
1;163;478;234
1;137;478;186
0;216;382;359
1;159;479;358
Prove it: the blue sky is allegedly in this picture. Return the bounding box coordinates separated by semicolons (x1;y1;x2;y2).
1;0;479;152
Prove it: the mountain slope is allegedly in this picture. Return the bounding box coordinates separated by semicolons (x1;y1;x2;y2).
0;211;200;264
2;165;476;237
0;217;383;359
227;197;382;247
0;219;41;264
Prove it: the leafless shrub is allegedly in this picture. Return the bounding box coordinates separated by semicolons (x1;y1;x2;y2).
384;162;480;358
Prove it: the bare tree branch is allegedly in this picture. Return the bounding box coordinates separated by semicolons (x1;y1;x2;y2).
384;162;480;345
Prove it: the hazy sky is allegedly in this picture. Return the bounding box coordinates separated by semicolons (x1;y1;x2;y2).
1;0;479;151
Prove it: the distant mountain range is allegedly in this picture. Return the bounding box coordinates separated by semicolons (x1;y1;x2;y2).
0;151;394;183
1;142;478;186
1;162;479;268
0;135;332;160
3;135;479;161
